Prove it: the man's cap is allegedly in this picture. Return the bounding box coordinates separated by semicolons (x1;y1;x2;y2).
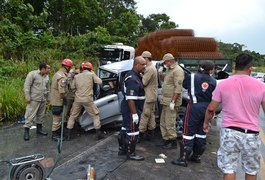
162;53;175;63
141;51;152;58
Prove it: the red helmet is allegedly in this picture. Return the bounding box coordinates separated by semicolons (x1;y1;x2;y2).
82;62;93;70
61;59;73;67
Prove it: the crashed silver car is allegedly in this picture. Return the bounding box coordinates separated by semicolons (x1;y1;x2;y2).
78;59;228;135
78;59;189;134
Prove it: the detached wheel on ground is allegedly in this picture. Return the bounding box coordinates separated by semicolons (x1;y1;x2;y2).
10;161;45;180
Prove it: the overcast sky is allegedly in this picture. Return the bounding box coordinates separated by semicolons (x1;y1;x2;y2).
136;0;265;54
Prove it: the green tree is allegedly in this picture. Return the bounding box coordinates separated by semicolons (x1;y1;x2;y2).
24;0;47;15
98;0;139;44
46;0;105;35
108;11;140;45
218;41;265;67
139;13;178;36
0;0;48;59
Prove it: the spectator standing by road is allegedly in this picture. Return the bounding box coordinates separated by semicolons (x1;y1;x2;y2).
172;60;216;167
204;53;265;180
50;59;73;141
117;56;146;161
65;62;104;140
138;51;158;142
157;53;184;149
23;62;51;141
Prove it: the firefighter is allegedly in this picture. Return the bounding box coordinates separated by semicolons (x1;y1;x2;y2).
172;60;216;167
50;58;73;141
138;51;158;142
117;56;146;161
65;62;104;140
23;63;51;141
63;67;80;126
158;53;184;149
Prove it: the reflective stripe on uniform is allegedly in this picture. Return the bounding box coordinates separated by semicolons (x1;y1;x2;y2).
124;75;132;82
125;96;145;100
123;75;132;94
191;73;197;103
137;96;145;100
195;134;207;138
127;131;139;136
183;135;195;140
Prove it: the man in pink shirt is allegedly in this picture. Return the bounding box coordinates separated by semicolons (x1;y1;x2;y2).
204;53;265;180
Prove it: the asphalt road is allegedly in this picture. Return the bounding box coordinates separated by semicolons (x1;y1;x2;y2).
0;113;221;180
0;111;264;180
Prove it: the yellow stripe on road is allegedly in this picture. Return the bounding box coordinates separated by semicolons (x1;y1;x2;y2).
260;128;265;180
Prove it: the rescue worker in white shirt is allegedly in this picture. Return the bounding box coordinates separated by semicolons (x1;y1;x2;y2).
118;56;146;161
23;63;51;141
50;58;73;141
157;53;184;149
172;60;216;167
65;62;104;140
138;51;158;142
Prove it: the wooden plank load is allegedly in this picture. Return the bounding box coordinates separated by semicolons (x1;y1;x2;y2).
136;29;224;60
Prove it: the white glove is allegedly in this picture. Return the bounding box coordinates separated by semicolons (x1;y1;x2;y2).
158;66;164;73
132;113;139;124
170;101;175;110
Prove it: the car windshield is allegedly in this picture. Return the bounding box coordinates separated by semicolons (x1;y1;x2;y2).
98;68;117;79
99;48;122;62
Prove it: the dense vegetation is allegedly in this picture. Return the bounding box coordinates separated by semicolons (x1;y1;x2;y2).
0;0;264;124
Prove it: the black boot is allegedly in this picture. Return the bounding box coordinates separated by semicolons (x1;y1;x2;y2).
162;139;177;149
36;124;48;136
65;128;72;141
137;132;145;143
145;129;154;141
189;154;201;163
172;143;192;167
24;128;30;141
118;133;126;155
189;146;206;163
96;129;104;140
52;129;65;141
156;139;170;147
127;140;144;161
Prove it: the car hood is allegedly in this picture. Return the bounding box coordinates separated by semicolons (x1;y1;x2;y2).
99;59;134;74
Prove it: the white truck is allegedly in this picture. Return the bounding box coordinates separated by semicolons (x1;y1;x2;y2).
99;43;135;65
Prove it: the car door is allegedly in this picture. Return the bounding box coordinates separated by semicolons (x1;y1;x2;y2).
79;93;122;131
78;68;123;131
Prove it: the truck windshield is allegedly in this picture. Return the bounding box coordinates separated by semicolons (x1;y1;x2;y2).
100;48;123;62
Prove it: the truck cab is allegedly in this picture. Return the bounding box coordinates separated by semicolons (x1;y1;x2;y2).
99;43;135;65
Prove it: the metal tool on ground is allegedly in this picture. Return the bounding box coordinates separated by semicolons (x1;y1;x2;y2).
9;154;45;180
45;106;66;179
